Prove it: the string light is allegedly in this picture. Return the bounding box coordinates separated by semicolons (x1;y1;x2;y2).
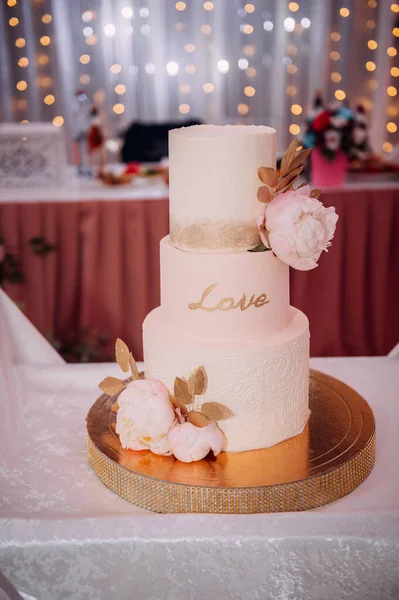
21;120;29;124
289;124;300;135
383;142;393;152
9;17;19;26
44;94;55;105
238;58;249;69
331;32;341;41
114;84;126;94
113;103;125;114
387;122;397;132
179;103;190;114
388;86;398;96
52;116;64;127
331;72;342;82
367;20;376;29
284;18;295;32
200;24;212;34
121;6;134;18
16;80;27;91
82;11;94;22
110;63;122;74
42;14;52;24
242;24;254;34
83;27;93;36
388;47;397;57
245;3;255;13
286;85;297;96
394;28;399;37
330;51;340;61
244;86;256;97
335;90;346;100
8;0;17;6
37;54;49;65
79;74;91;84
366;61;376;71
18;57;29;67
139;7;150;17
15;38;25;47
339;8;350;17
203;2;214;10
288;2;299;12
175;1;186;10
391;67;399;77
217;59;229;73
104;24;116;36
185;43;195;53
80;54;90;64
85;35;97;45
291;104;302;115
391;3;399;12
246;67;256;77
166;61;179;75
287;64;298;74
301;18;311;28
387;106;398;116
368;40;378;50
185;64;196;74
40;36;50;46
237;103;249;115
243;45;255;56
203;82;214;93
16;99;27;110
38;76;52;88
263;21;273;31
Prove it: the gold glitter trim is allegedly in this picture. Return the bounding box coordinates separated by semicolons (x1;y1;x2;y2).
87;370;376;513
170;219;261;251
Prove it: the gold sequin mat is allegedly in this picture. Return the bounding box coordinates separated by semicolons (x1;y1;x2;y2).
87;369;376;513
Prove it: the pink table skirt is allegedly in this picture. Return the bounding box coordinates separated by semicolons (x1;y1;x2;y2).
1;189;398;360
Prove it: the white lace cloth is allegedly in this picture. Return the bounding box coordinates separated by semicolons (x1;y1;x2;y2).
0;354;398;599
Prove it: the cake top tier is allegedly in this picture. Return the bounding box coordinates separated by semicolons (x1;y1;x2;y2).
169;124;276;253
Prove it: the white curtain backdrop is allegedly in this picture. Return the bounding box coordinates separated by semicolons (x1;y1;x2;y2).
0;0;397;154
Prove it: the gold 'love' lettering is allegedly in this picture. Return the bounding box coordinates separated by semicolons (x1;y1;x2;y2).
188;283;270;312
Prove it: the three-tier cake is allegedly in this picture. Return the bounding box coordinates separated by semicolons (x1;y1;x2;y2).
143;125;310;453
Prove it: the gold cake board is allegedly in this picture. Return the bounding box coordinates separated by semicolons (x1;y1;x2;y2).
86;370;376;513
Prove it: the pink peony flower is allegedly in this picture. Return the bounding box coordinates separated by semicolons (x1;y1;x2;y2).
168;421;225;463
257;185;338;271
116;379;176;455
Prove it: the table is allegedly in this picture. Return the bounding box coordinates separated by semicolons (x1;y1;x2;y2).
1;180;398;360
0;357;398;600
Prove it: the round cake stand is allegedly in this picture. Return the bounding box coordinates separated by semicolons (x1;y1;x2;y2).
86;369;376;514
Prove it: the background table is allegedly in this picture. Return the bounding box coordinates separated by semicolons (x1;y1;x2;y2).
0;357;398;600
1;179;398;360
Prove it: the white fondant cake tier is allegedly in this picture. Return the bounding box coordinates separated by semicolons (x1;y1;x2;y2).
169;125;276;252
160;236;290;339
143;307;310;453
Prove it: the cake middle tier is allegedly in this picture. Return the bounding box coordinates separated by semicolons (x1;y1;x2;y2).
159;236;290;339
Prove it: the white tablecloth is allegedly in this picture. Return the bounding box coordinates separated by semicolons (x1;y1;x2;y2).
0;357;398;600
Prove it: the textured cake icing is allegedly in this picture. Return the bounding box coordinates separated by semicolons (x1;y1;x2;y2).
143;125;310;453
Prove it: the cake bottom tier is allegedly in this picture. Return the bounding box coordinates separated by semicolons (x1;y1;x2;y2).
143;308;310;452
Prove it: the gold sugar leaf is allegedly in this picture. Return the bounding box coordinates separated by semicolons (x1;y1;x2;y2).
310;188;321;199
257;186;271;203
201;402;234;421
188;366;207;396
115;338;130;372
288;148;312;172
174;376;193;405
258;167;277;187
296;181;308;189
111;400;120;412
280;138;299;177
188;411;211;428
170;395;189;416
129;352;140;381
275;166;303;193
99;377;125;396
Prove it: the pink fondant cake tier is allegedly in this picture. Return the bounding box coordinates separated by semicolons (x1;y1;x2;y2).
160;236;290;339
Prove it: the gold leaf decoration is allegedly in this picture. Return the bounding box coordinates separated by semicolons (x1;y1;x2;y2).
115;338;130;372
257;186;271;203
258;167;277;187
170;395;189;416
129;352;140;381
310;188;321;199
297;181;308;189
201;402;235;421
280;137;299;177
99;376;125;396
188;411;211;428
288;148;312;172
188;366;207;396
275;165;304;193
174;376;193;405
111;400;120;412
